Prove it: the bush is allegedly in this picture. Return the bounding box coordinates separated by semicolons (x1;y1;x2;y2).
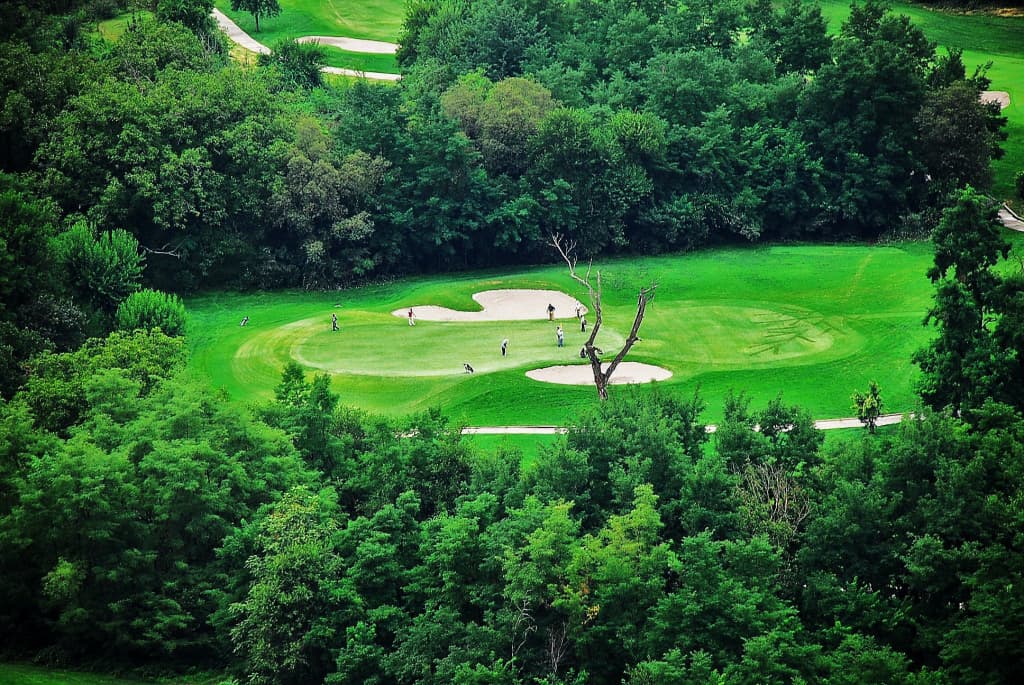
115;288;187;337
1016;170;1024;200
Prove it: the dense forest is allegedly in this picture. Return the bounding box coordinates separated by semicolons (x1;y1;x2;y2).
2;0;1024;683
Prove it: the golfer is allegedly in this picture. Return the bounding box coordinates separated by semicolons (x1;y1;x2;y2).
501;338;509;357
547;303;555;321
557;325;564;347
408;308;416;326
331;313;339;331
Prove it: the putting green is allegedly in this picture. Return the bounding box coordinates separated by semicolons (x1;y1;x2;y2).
658;302;857;365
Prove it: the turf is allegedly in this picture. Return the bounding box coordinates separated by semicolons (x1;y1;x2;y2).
0;662;221;685
816;0;1024;202
187;241;974;427
214;0;404;73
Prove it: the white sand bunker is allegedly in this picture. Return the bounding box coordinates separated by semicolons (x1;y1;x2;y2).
981;91;1010;109
392;289;587;322
527;362;672;386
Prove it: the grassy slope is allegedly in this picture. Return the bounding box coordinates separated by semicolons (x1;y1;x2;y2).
0;663;222;685
816;0;1024;201
189;243;951;427
214;0;403;73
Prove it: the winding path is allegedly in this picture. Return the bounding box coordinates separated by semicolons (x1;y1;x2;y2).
211;9;401;81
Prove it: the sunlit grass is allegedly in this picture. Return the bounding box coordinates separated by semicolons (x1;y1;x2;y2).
187;242;965;426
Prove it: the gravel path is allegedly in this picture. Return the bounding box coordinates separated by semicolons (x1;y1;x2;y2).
211;9;401;81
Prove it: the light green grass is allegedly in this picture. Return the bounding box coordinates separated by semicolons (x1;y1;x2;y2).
816;0;1024;201
95;10;153;42
0;663;221;685
214;0;403;73
188;242;983;426
464;433;561;469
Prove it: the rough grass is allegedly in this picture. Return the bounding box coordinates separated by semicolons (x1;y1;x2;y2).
817;0;1024;202
214;0;404;73
187;242;970;427
0;663;221;685
94;10;153;41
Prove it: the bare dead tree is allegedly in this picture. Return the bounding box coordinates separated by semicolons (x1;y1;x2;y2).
546;621;569;677
550;233;656;400
736;461;811;548
510;598;536;660
140;241;186;259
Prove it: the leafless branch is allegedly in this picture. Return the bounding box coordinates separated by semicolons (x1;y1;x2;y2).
550;233;657;400
510;598;536;660
547;621;569;677
140;242;185;259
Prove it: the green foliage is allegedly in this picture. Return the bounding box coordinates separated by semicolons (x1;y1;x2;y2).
115;288;187;337
915;187;1021;414
258;38;324;89
53;222;144;314
229;0;280;33
156;0;216;37
852;381;884;433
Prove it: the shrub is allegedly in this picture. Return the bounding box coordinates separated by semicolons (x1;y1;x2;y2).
115;288;187;337
1016;170;1024;200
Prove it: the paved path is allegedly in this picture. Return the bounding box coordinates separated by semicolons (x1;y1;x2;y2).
1000;206;1024;232
212;9;269;55
211;9;401;81
296;35;397;54
462;412;910;435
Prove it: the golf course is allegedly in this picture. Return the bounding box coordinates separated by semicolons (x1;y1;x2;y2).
188;241;964;427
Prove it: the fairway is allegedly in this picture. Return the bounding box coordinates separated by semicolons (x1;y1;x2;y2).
214;0;403;74
187;242;984;425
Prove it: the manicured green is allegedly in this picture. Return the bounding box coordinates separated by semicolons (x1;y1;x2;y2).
190;240;1023;426
817;1;1024;202
215;0;403;73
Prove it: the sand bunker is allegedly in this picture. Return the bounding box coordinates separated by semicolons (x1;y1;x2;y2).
526;362;672;385
392;289;588;322
981;91;1010;109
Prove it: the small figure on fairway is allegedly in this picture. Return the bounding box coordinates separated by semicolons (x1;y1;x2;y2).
557;325;564;347
464;362;475;374
575;304;582;319
547;303;555;321
580;346;586;359
331;313;339;331
580;315;587;333
239;316;249;327
408;308;416;326
501;338;509;357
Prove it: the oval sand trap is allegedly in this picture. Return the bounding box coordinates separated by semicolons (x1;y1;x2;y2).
392;289;587;322
527;362;672;385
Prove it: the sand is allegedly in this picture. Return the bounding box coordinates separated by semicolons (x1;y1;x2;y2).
526;362;673;386
392;289;588;322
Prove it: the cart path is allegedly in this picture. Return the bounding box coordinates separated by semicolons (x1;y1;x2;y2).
1001;205;1024;232
462;412;909;435
211;9;401;81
